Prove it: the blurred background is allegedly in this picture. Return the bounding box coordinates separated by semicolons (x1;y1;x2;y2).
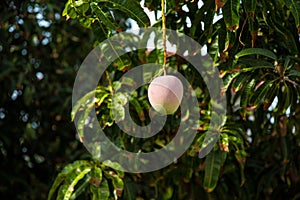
0;1;94;198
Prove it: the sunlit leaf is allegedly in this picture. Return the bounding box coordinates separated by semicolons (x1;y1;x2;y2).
104;170;124;198
57;167;91;200
90;177;110;200
97;0;150;27
90;2;120;30
48;161;91;200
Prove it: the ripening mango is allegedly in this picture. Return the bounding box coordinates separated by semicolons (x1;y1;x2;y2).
148;75;183;115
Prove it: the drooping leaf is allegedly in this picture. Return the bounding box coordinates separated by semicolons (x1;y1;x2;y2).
129;97;145;122
89;166;104;200
92;178;110;200
235;48;277;60
281;0;300;31
240;78;256;108
278;83;292;114
57;166;92;200
250;80;273;106
235;149;246;186
263;83;279;110
244;0;257;13
71;90;95;121
203;149;224;192
222;0;240;31
232;73;252;92
289;83;299;114
102;160;125;177
90;2;120;31
48;161;91;200
97;0;150;27
104;170;124;198
222;72;240;92
70;176;90;200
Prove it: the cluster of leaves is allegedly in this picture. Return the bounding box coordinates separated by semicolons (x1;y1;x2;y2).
30;0;300;199
48;160;124;200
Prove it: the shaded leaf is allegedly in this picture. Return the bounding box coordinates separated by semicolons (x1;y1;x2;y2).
240;78;256;108
235;48;277;60
232;73;252;92
281;0;300;31
250;80;273;106
263;83;279;110
244;0;257;13
203;150;224;192
223;0;240;31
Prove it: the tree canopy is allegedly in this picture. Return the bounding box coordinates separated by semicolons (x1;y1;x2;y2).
1;0;300;199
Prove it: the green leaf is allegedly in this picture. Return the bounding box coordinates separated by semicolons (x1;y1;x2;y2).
250;80;273;106
90;166;102;187
232;73;251;92
97;0;150;27
278;83;291;114
71;90;95;121
90;178;110;200
90;2;120;31
77;100;95;141
74;0;90;15
223;0;240;31
235;48;277;60
48;161;91;200
95;93;110;106
240;78;256;108
102;160;125;177
57;166;92;200
288;69;300;77
62;0;72;17
203;150;224;192
222;72;240;92
111;92;128;121
289;83;299;114
129;97;145;122
239;65;274;72
281;0;300;29
70;176;90;200
263;83;279;110
235;149;246;185
244;0;257;13
104;170;124;198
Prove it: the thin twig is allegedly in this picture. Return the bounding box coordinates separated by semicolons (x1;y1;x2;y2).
238;14;247;46
284;76;300;88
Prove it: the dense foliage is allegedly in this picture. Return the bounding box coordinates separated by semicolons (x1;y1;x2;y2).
1;0;300;199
